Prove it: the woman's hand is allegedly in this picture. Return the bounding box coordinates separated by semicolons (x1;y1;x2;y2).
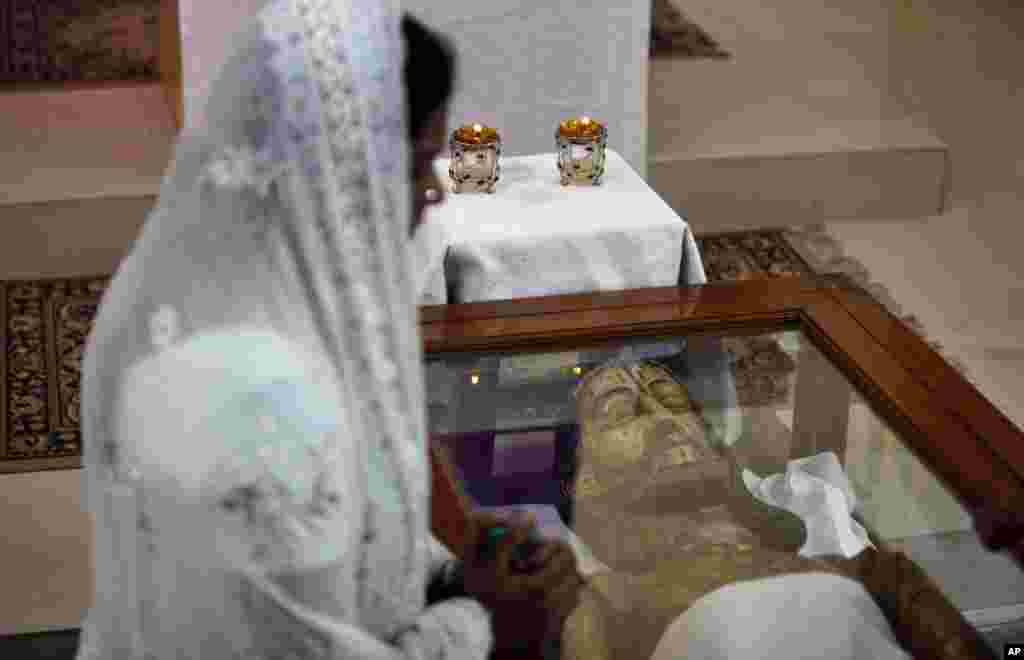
525;538;585;629
461;511;585;652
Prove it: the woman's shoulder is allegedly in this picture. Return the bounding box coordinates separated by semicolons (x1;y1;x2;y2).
115;327;341;492
124;327;316;385
113;327;361;571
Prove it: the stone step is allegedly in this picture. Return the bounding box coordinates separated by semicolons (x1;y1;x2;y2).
0;195;152;279
0;83;175;207
649;135;949;233
647;0;950;232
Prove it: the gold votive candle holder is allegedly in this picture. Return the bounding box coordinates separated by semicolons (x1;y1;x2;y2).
449;123;502;194
556;116;608;186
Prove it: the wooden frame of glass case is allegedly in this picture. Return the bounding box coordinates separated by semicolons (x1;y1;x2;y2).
422;274;1024;568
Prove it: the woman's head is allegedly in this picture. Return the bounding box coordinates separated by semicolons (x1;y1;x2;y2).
402;14;456;235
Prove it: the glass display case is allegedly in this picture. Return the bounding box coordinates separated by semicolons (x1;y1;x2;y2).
421;275;1024;660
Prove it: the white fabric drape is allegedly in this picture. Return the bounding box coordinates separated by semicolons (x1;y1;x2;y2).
650;573;911;660
76;1;490;658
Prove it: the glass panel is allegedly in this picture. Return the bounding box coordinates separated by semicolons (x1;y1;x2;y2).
425;328;1019;658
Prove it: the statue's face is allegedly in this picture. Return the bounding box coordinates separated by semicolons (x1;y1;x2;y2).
575;365;717;503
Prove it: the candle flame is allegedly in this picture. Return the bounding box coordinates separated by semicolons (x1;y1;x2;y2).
472;123;483;133
581;116;591;125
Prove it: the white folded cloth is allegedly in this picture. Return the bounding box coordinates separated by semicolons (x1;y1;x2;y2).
741;451;874;559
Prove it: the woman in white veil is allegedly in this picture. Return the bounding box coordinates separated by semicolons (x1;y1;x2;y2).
75;1;580;658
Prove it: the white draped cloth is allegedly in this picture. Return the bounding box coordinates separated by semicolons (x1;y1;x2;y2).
650;573;911;660
75;1;491;658
416;150;705;305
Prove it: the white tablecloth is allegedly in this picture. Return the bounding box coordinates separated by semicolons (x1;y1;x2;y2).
413;149;705;305
411;216;451;306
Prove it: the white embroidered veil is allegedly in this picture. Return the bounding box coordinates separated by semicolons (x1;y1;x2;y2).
76;1;489;658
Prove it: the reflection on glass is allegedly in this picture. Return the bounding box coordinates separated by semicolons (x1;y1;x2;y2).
425;329;1015;658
